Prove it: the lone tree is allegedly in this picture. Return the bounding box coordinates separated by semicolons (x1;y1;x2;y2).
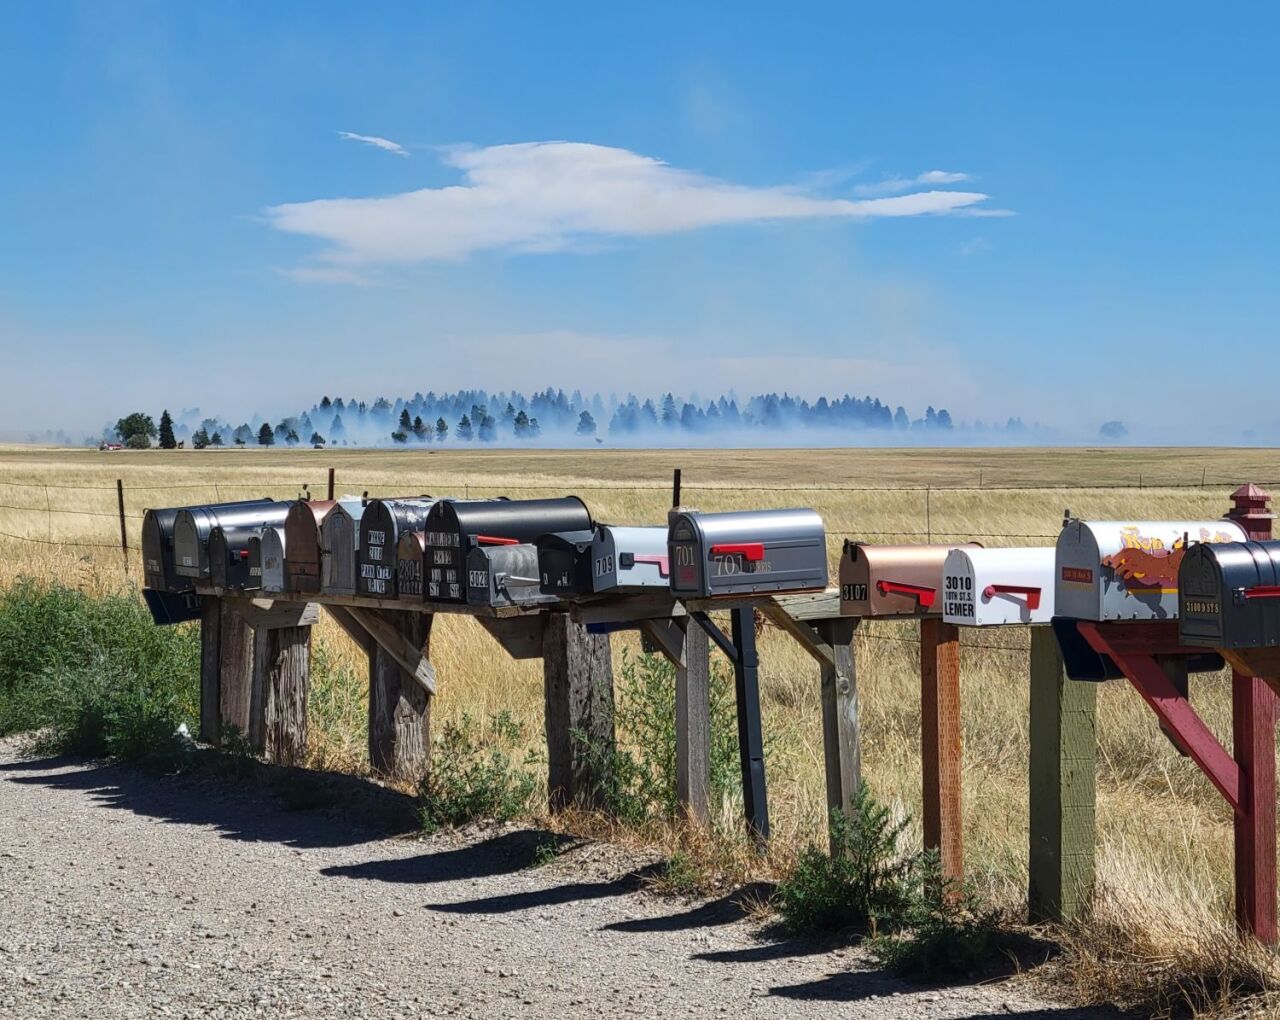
310;431;325;447
115;412;156;445
125;433;151;450
391;430;408;444
1099;420;1128;441
158;410;177;450
257;423;275;446
456;414;473;441
576;410;596;436
210;431;224;447
435;417;448;442
191;427;209;450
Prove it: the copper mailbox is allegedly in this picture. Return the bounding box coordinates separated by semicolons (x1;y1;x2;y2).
840;541;981;618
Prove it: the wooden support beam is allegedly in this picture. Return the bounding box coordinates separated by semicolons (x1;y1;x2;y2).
369;612;433;780
252;624;312;766
816;617;860;845
542;612;614;811
758;599;836;668
218;599;254;743
921;617;963;883
224;597;319;630
1028;626;1096;922
347;606;437;695
1233;671;1278;944
324;605;374;657
641;616;711;825
476;615;545;660
774;588;842;622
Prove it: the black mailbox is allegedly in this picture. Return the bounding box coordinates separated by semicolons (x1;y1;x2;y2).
536;530;597;599
145;499;273;592
423;497;593;602
208;524;263;590
465;544;557;608
142;589;203;627
173;500;292;582
357;497;435;598
1180;540;1280;650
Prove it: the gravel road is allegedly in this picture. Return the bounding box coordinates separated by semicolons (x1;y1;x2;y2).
0;740;1117;1020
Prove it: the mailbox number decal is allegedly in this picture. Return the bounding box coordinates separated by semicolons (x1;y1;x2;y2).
594;554;614;578
842;583;868;602
674;544;698;586
1061;566;1093;585
712;554;768;576
1183;598;1219;615
433;550;451;566
943;574;975;618
469;570;489;588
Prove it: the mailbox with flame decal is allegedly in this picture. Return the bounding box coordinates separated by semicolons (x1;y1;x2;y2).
422;497;592;602
1055;519;1246;622
466;543;558;609
173;500;291;583
324;501;368;596
942;547;1055;626
257;527;287;594
283;500;340;593
1179;540;1280;652
668;508;827;598
539;524;671;599
396;531;427;599
840;542;980;618
358;497;435;598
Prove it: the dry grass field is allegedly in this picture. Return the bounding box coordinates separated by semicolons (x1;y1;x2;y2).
3;443;1280;1014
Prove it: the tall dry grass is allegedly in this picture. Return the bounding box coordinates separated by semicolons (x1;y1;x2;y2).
3;444;1280;1015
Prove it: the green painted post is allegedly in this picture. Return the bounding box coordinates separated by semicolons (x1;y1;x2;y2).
1028;626;1097;922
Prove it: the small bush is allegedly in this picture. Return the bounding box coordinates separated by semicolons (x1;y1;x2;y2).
418;711;537;833
777;784;915;935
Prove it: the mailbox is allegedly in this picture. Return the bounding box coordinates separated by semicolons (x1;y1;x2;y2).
466;544;558;609
536;530;598;598
942;547;1055;626
397;531;427;599
142;589;203;627
358;497;435;598
173;500;291;582
668;508;828;598
1055;519;1246;622
323;501;367;596
423;497;593;602
1179;540;1280;650
258;527;287;594
142;507;190;593
208;524;264;590
840;542;980;618
283;500;339;593
538;525;671;598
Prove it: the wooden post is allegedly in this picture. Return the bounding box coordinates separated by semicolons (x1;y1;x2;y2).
817;618;860;841
730;607;769;844
921;616;962;881
676;618;710;825
542;612;614;811
257;625;312;767
369;612;434;780
116;479;129;575
198;598;253;748
1028;625;1097;921
327;466;335;501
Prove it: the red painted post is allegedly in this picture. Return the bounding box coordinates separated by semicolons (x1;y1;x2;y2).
1229;484;1278;944
921;617;963;884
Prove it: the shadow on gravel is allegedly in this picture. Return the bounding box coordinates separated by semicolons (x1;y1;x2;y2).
424;863;667;915
603;882;774;934
321;830;576;885
2;750;420;849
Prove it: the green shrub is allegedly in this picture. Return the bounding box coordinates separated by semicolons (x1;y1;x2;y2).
777;784;916;935
418;711;537;833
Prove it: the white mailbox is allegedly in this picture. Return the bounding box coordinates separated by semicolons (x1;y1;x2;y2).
942;547;1055;626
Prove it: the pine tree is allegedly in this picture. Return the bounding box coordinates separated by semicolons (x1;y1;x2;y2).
310;432;325;447
412;415;428;441
286;429;300;446
514;410;530;437
435;417;449;442
257;423;275;446
576;410;596;436
210;431;223;447
399;408;412;433
191;427;209;449
456;414;473;441
158;410;177;450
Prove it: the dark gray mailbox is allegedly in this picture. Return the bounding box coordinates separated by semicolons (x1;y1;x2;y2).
1179;540;1280;651
208;524;265;590
423;497;593;602
173;500;291;582
538;525;670;599
466;543;557;609
668;508;828;598
142;589;202;627
357;497;435;597
146;499;273;592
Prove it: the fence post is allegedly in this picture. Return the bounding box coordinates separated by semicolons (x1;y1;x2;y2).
327;466;335;501
116;479;129;576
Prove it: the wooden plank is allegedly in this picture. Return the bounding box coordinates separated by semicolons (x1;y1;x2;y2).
775;588;842;622
324;605;375;657
223;596;319;630
476;616;545;660
199;597;222;746
258;625;311;766
1157;654;1191;756
816;617;860;845
1088;619;1215;657
1233;671;1278;944
369;612;433;780
1222;646;1280;681
921;617;963;883
758;599;835;668
571;594;686;626
218;598;255;742
194;584;540;618
347;606;437;695
542;612;615;811
1028;626;1097;923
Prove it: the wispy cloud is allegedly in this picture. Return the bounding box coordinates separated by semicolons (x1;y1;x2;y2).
273;265;380;287
337;131;409;157
266;142;997;270
852;169;974;197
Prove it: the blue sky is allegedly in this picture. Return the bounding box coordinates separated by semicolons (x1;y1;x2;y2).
2;3;1278;441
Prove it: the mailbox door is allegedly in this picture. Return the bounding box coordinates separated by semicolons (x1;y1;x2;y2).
142;508;184;592
1182;541;1280;650
1057;520;1247;622
945;547;1055;626
260;528;287;593
397;531;427;599
594;526;669;593
324;504;364;595
284;500;336;593
537;530;596;598
208;526;231;589
142;589;203;627
173;509;211;580
246;535;264;590
466;545;548;607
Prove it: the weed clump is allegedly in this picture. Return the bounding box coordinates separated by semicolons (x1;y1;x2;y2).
418;711;538;833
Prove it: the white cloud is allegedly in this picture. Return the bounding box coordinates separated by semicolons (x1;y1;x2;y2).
266;142;995;268
852;169;975;197
337;131;409;157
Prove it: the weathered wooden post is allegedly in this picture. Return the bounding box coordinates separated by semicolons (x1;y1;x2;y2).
921;616;963;883
369;612;434;779
250;623;313;767
818;617;861;826
198;597;253;747
543;612;614;810
1227;483;1278;942
1028;625;1097;921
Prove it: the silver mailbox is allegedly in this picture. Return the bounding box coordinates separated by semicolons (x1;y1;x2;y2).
174;500;291;582
258;526;287;594
466;544;557;609
1055;519;1246;621
668;508;827;598
539;524;671;599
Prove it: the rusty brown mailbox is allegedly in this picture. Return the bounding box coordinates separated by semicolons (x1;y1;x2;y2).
283;499;338;593
840;541;981;617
